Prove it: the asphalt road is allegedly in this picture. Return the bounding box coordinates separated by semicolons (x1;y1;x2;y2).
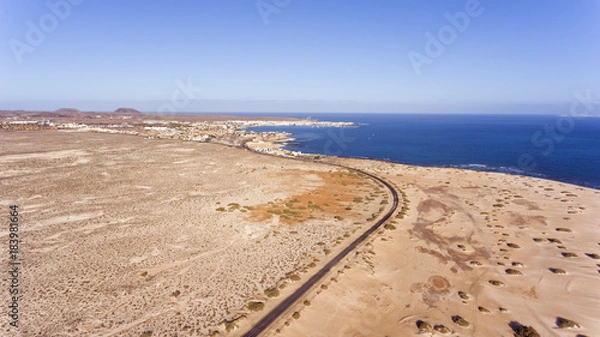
240;143;399;337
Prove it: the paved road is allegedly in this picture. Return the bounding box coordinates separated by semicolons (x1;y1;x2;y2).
240;143;399;337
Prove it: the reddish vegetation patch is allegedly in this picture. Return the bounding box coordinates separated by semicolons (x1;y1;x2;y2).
247;169;378;225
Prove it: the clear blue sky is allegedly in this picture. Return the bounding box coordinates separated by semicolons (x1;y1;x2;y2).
1;0;599;113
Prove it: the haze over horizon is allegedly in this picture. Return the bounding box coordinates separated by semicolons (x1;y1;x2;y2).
1;0;599;114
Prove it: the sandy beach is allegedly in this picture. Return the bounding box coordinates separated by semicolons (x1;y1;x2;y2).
1;130;598;337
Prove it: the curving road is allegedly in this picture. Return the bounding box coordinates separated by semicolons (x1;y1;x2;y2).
239;142;399;337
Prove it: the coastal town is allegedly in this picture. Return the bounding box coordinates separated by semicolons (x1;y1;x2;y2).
0;108;354;157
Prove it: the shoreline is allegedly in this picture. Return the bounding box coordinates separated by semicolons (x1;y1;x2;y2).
1;130;599;336
251;136;600;191
4;109;596;190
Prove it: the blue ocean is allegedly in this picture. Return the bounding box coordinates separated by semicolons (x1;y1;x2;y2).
245;114;600;190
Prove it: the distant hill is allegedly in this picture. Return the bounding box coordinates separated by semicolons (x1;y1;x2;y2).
113;107;142;115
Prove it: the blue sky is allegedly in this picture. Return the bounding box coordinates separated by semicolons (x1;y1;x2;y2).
1;0;599;113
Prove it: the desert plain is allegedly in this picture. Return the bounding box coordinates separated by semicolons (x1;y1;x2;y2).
0;130;599;337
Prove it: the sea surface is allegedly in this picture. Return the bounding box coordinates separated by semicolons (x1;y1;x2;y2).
243;113;600;189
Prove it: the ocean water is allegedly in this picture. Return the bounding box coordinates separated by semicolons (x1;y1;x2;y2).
246;114;600;189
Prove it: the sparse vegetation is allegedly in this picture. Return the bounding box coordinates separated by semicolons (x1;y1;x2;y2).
505;268;523;276
264;288;280;298
556;317;580;329
556;227;572;233
562;252;578;258
247;301;264;312
513;325;540;337
434;324;451;334
585;253;600;259
452;315;470;327
489;280;505;287
416;320;433;332
384;223;396;230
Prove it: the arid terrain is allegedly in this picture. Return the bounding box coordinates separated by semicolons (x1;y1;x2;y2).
0;131;387;336
280;157;600;337
0;129;598;337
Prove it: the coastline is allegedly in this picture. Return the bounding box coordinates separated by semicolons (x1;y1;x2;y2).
1;126;599;336
250;136;600;191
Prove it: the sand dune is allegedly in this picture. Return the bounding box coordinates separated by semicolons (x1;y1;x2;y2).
279;157;600;337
